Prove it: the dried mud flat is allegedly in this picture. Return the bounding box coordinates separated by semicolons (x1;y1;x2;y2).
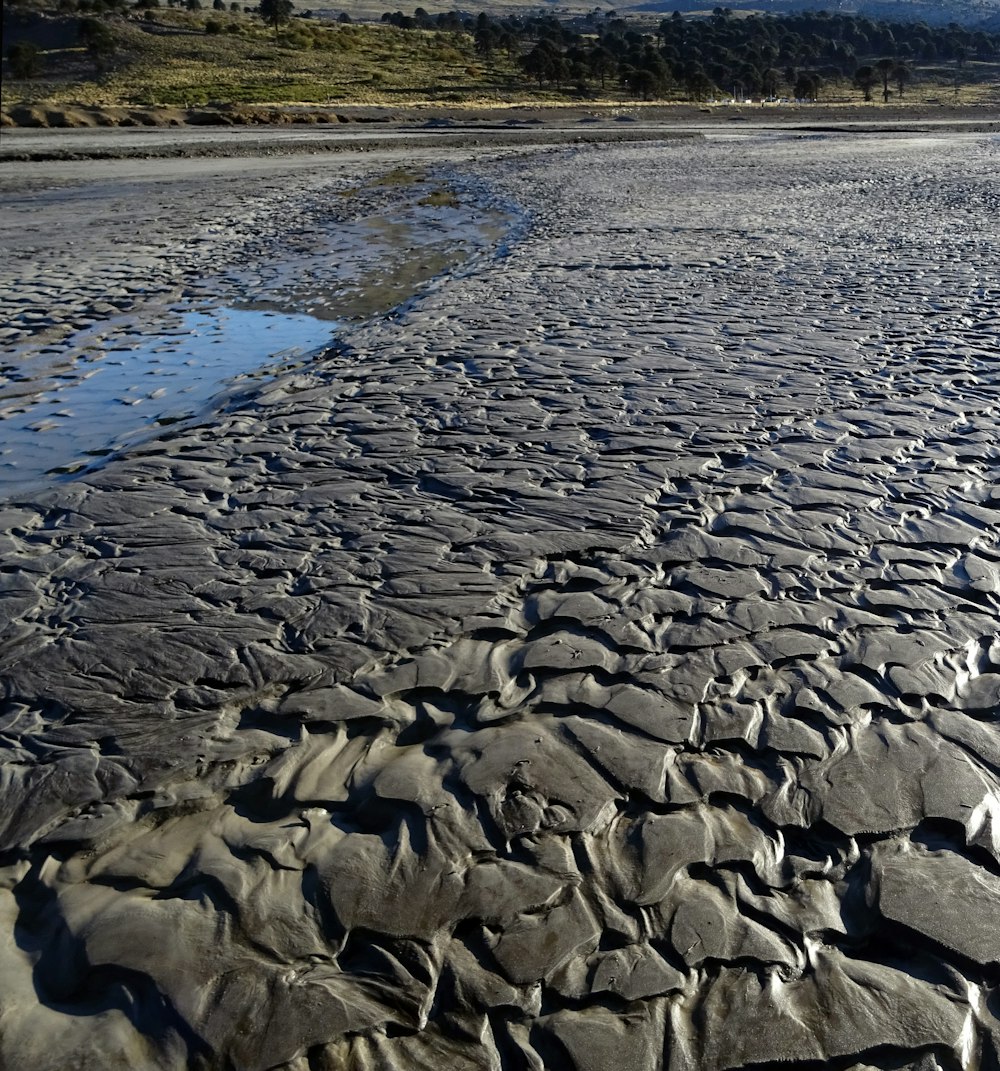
2;130;1000;1071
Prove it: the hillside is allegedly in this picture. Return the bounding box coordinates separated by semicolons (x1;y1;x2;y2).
3;1;999;114
1;8;523;107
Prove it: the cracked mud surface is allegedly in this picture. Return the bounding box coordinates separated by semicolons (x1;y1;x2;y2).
2;131;1000;1070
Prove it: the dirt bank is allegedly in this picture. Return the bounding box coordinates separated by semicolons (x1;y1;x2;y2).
3;98;998;132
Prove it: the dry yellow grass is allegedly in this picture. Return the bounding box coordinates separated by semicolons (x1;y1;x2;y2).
4;7;998;111
5;11;530;107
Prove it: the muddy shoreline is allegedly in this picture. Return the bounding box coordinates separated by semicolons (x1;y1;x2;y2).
0;151;521;493
3;131;1000;1069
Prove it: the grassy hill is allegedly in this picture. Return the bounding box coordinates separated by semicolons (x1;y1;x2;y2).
3;1;999;113
2;8;530;107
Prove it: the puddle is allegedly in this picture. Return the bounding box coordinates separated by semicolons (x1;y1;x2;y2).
0;307;329;493
0;169;515;498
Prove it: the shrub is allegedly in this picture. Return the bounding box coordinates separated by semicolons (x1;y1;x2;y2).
78;16;116;69
8;41;42;79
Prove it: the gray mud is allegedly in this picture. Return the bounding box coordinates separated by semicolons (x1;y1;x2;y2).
2;131;1000;1070
0;159;513;493
0;121;704;163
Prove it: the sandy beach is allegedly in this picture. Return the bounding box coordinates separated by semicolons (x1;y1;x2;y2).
2;123;1000;1069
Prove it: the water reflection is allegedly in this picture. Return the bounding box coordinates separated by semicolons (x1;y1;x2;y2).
0;168;515;498
0;307;330;494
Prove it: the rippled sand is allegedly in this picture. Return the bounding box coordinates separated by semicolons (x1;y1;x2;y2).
2;131;1000;1070
0;159;510;492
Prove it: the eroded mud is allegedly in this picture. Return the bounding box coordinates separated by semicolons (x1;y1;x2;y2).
0;163;512;493
2;132;1000;1070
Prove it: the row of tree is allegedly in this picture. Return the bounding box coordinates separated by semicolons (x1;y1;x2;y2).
8;0;998;100
392;7;999;100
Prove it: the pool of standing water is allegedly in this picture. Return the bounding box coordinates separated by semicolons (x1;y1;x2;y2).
0;169;513;497
0;306;331;492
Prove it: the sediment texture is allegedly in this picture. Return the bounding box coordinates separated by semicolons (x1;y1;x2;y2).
3;132;1000;1070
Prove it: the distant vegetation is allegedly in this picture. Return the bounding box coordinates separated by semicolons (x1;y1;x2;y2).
427;7;1000;101
622;0;1000;33
3;0;999;109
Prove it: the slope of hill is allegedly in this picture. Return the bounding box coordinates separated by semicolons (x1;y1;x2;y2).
1;8;524;107
3;0;999;113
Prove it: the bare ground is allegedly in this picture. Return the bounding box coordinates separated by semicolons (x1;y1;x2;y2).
2;127;1000;1070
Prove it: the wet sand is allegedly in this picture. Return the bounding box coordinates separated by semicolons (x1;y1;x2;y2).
0;156;512;491
2;128;1000;1070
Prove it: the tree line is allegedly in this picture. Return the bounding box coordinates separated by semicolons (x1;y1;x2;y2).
382;5;1000;101
7;0;999;101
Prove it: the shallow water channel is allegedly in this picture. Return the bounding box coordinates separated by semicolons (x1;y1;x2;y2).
0;169;510;496
0;307;329;490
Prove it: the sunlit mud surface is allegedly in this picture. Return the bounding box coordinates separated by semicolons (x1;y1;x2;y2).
0;166;508;493
2;133;1000;1071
